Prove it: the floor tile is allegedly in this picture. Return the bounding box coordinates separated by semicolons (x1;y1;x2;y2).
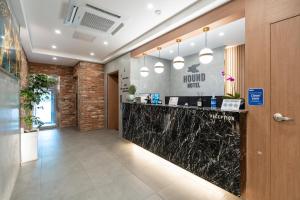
95;174;155;200
11;128;240;200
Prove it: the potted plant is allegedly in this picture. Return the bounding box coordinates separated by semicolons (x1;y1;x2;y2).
222;70;245;109
127;85;136;102
20;74;57;163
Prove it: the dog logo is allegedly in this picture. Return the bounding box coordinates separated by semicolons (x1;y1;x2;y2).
187;64;200;73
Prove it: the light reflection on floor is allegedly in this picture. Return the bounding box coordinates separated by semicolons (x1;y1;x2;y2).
12;128;241;200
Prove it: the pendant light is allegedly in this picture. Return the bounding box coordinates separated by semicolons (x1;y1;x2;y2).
199;27;213;64
173;39;185;70
140;54;150;77
154;47;164;74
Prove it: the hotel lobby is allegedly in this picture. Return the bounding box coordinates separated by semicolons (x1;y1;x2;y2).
0;0;299;200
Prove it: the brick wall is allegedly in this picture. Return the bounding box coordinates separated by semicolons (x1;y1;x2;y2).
74;62;104;131
20;49;28;128
29;63;76;128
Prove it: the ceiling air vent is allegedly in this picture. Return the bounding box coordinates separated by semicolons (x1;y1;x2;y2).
85;4;121;19
111;23;124;36
64;0;126;35
73;31;96;42
80;12;115;32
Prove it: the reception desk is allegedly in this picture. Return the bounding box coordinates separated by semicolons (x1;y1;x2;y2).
122;103;247;196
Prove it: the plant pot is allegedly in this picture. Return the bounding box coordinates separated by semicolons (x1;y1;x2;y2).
21;128;39;164
127;94;135;102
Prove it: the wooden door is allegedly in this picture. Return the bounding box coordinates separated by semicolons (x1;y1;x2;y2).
107;72;119;130
271;15;300;200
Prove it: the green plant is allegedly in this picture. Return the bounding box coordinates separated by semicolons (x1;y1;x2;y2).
21;74;57;131
128;85;136;95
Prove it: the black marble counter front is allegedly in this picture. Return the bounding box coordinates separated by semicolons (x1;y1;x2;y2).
122;103;247;196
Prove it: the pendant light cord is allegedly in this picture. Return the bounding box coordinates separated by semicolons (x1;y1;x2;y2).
144;55;146;66
205;32;207;47
177;42;180;56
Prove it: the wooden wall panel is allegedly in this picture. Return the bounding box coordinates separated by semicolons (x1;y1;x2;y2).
224;44;245;97
131;0;245;57
245;1;300;200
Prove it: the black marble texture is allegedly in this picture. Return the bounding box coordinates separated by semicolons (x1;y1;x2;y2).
122;103;247;196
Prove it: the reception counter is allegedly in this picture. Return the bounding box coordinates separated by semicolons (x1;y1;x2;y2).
122;103;247;196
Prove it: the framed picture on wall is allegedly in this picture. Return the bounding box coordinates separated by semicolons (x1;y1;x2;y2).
0;0;22;78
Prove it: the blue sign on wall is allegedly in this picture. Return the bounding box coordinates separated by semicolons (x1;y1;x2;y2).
248;88;264;106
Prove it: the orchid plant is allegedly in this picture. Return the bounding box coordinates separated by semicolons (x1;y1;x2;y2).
221;70;241;99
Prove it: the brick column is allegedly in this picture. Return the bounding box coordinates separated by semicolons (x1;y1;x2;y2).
74;62;104;131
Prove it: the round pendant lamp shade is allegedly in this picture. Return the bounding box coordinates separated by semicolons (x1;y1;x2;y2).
173;39;185;70
199;48;214;64
154;62;164;74
154;47;164;74
199;27;213;64
173;56;185;70
140;66;150;77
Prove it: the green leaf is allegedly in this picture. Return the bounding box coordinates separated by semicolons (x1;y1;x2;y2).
128;85;136;95
20;74;57;131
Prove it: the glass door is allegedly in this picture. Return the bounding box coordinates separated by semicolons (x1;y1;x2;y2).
33;90;56;128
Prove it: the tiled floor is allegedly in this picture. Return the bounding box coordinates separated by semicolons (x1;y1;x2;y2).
11;128;240;200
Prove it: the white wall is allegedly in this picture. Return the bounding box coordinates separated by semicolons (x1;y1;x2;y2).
0;70;20;200
104;47;225;131
170;47;225;96
130;56;171;104
104;53;131;134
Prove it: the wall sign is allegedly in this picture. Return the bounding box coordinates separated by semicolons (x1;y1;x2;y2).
183;64;206;88
169;97;179;106
221;99;241;111
121;76;129;92
248;88;264;106
209;113;235;122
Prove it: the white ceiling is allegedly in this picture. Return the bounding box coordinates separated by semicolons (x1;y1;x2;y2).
151;18;245;60
16;0;231;66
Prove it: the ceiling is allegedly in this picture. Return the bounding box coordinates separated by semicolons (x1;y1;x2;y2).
150;18;245;60
16;0;231;66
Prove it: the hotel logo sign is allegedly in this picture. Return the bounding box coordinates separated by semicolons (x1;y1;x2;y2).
183;64;206;88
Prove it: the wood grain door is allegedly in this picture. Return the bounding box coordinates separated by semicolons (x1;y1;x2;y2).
271;15;300;200
108;72;119;130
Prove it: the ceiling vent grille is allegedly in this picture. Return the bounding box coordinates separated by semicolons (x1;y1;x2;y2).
64;1;126;35
85;4;121;19
111;23;124;35
80;12;115;32
73;31;96;42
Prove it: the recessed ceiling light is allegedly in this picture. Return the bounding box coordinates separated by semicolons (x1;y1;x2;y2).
103;41;108;46
51;45;57;49
169;50;174;54
219;32;225;36
190;42;195;46
155;10;162;15
147;3;154;10
54;29;61;34
90;52;95;56
52;57;57;60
